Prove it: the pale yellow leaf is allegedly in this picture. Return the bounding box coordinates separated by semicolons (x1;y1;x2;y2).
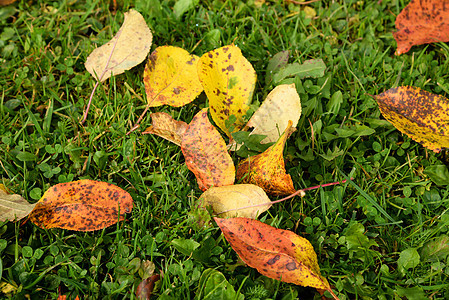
85;9;153;82
142;112;188;146
0;188;36;222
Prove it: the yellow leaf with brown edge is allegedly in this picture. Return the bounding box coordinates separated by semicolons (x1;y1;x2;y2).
236;121;296;196
143;46;203;107
181;108;235;191
199;184;271;219
198;45;256;137
214;217;337;298
29;180;133;231
374;86;449;152
142;112;188;146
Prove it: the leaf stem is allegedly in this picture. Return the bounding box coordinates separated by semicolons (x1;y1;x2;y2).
127;104;150;135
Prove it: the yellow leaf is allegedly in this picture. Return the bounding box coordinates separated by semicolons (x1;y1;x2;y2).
85;9;152;82
198;45;257;136
236;121;296;195
181;108;235;191
374;86;449;152
247;83;301;144
199;184;271;219
142;112;188;146
0;187;35;222
143;46;203;107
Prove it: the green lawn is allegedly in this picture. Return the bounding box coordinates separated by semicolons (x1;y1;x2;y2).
1;0;449;299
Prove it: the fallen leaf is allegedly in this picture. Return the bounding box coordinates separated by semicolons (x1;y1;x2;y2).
136;274;160;300
247;83;301;144
142;112;188;146
373;86;449;152
265;51;290;84
143;46;203;107
29;180;133;231
0;188;35;222
198;45;257;136
393;0;449;55
236;121;296;195
214;217;334;295
199;184;271;218
181;108;235;191
85;9;152;82
273;59;326;84
0;0;16;5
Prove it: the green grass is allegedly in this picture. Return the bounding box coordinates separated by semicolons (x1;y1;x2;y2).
1;0;449;299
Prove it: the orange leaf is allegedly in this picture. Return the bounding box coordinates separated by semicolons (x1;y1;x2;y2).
181;108;235;191
29;180;133;231
143;46;203;107
374;86;449;152
236;120;296;195
142;112;188;146
394;0;449;55
215;217;334;295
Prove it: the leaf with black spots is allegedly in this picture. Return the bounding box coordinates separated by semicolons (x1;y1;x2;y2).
373;86;449;152
181;108;235;191
29;180;133;231
214;217;336;298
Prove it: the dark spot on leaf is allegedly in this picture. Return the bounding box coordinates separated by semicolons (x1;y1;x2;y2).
267;255;280;265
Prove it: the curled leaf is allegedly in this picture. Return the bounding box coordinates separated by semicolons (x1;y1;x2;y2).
85;9;152;82
142;112;188;146
215;217;334;295
374;86;449;152
198;45;256;136
199;184;271;219
29;180;133;231
236;121;296;195
181;108;235;191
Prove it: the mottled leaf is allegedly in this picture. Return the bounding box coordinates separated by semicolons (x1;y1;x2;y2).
142;112;188;146
273;59;326;84
29;180;133;231
199;184;271;219
143;46;203;107
215;217;333;294
198;45;256;136
394;0;449;55
266;51;290;84
0;186;35;222
236;121;296;196
421;235;449;262
181;108;235;191
247;83;301;144
85;9;152;82
374;86;449;152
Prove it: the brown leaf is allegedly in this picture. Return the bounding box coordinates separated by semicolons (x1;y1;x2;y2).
374;86;449;152
215;217;336;297
236;121;296;195
29;180;133;231
142;112;188;146
0;186;36;222
394;0;449;55
181;108;235;191
136;274;160;300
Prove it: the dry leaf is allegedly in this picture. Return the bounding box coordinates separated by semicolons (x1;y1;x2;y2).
394;0;449;55
29;180;133;231
247;83;301;144
0;0;17;5
198;45;257;137
374;86;449;152
181;108;235;191
236;121;296;195
0;188;35;222
215;217;335;297
199;184;271;218
143;46;203;107
136;274;160;300
142;112;188;146
85;9;152;82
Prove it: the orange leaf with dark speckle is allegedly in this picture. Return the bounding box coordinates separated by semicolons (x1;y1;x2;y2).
181;108;235;191
374;86;449;152
394;0;449;55
236;120;296;196
29;180;133;231
214;217;336;297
